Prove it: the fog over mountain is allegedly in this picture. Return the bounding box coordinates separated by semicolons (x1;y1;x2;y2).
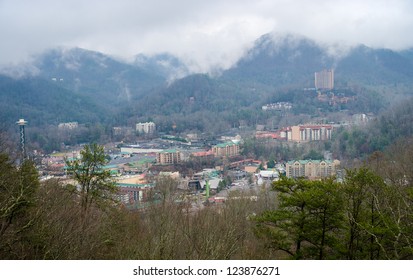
1;32;413;151
1;0;413;73
3;32;413;81
2;32;413;94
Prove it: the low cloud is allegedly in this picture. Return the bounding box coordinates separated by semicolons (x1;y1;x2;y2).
1;0;413;73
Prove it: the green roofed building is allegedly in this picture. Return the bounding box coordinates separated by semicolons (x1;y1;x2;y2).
212;142;240;157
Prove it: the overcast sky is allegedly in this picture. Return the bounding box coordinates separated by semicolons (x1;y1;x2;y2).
1;0;413;72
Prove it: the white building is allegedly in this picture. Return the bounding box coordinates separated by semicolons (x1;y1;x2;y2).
262;102;292;111
58;122;78;130
120;146;163;154
136;122;156;134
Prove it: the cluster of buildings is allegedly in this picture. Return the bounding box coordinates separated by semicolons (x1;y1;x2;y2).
314;69;356;106
262;102;292;111
256;124;333;142
58;122;79;130
116;159;341;206
317;92;356;105
154;141;240;165
105;139;241;205
119;140;240;166
39;134;340;208
253;158;340;183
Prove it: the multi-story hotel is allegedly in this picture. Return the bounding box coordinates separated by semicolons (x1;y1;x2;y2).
212;142;240;157
136;122;156;134
315;69;334;90
281;124;333;142
286;159;340;179
156;149;181;165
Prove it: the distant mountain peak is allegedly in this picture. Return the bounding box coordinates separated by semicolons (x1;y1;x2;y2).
251;33;318;53
34;47;117;73
134;52;190;82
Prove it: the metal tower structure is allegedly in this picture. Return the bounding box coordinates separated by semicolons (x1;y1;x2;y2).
16;118;28;159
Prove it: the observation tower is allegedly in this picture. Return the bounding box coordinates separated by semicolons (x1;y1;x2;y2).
16;118;28;159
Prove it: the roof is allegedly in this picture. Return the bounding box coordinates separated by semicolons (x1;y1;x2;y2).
286;159;335;164
116;183;154;188
159;149;180;153
299;125;333;130
201;178;220;189
259;170;279;177
103;164;118;169
214;142;239;148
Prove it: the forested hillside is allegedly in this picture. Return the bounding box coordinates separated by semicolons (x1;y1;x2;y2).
128;34;413;135
0;75;105;127
32;48;166;109
1;33;413;147
333;96;413;159
220;34;334;88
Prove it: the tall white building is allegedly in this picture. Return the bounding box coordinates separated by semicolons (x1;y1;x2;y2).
136;122;156;134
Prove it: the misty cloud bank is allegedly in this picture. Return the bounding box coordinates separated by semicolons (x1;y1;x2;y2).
1;0;413;73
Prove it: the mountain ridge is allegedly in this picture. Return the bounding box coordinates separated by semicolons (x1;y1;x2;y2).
1;33;413;132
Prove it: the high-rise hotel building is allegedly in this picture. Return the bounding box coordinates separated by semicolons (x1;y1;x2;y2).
315;69;334;90
280;124;333;142
136;122;156;134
